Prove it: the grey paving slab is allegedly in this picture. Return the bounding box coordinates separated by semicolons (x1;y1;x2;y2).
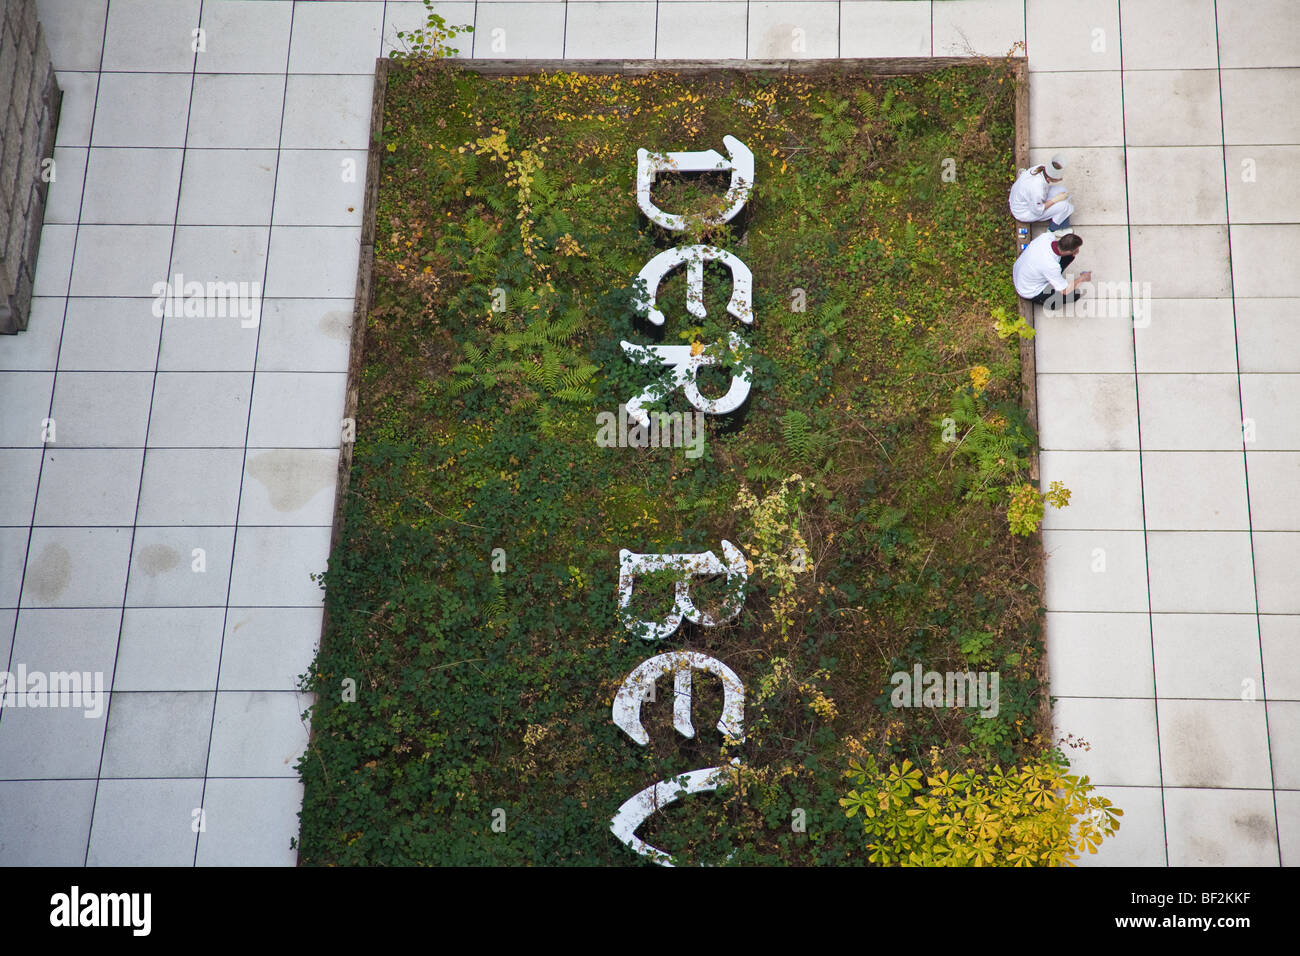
49;371;154;446
1152;613;1263;700
1075;785;1166;866
1045;611;1154;697
1163;787;1279;866
219;606;321;692
70;225;174;298
197;0;293;73
1033;297;1135;373
840;1;930;58
1241;373;1300;450
255;299;353;373
207;690;311;777
1145;531;1257;613
0;297;63;370
57;299;162;373
1025;0;1119;72
1051;696;1161;786
567;2;657;59
1029;71;1124;149
91;72;193;148
1230;225;1300;299
748;1;840;59
33;448;144;526
10;606;121;678
114;606;225;691
136;447;246;526
1267;701;1300;788
1278;790;1300;867
158;312;260;372
288;0;384;74
177;148;278;227
168;224;270;289
1216;0;1300;69
931;0;1023;57
124;525;236;607
1041;529;1149;612
1253;533;1300;614
1036;374;1138;450
1124;146;1226;226
51;71;98;148
100;691;214;778
0;779;96;865
36;0;108;70
281;75;373;150
239;448;339;526
30;223;75;296
1129;225;1230;298
1137;373;1242;450
468;3;565;59
1225;146;1300;225
188;74;285;150
0;528;28;607
1246;452;1300;531
1039;451;1144;530
657;2;748;60
0;450;42;527
0;372;55;448
1132;298;1237;374
272;150;367;227
0;697;109;779
264;226;360;299
145;371;253;448
101;0;201;73
86;777;203;866
1122;70;1222;147
1220;68;1300;145
247;372;347;449
1158;698;1273;789
1140;450;1249;531
43;146;87;225
194;777;302;866
1116;0;1218;71
228;526;332;607
1259;616;1300;701
1027;146;1127;225
1235;298;1299;373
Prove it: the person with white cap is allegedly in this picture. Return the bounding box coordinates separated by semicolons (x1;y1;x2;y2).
1009;153;1073;233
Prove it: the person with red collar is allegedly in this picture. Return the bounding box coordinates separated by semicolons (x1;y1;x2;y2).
1009;153;1072;232
1013;231;1091;309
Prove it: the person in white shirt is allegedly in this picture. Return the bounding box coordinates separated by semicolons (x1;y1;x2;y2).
1009;154;1072;231
1013;231;1091;309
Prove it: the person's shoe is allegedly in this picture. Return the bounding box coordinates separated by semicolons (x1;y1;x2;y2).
1052;225;1074;238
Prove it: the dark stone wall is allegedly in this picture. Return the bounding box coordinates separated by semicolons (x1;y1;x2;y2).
0;0;61;334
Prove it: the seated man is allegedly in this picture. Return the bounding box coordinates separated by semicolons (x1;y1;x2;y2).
1009;154;1072;232
1013;231;1091;310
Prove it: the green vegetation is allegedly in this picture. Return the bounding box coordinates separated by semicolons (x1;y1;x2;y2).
296;60;1103;865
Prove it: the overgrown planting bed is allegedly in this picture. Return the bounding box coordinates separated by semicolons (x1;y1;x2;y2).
297;59;1094;865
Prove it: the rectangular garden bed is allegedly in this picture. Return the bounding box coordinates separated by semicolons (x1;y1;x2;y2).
297;56;1065;866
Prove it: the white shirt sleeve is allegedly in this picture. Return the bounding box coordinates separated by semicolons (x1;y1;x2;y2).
1008;168;1048;220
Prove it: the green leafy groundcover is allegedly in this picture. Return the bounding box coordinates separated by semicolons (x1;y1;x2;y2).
298;60;1052;865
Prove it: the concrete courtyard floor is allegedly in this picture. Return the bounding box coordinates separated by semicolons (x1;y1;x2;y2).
0;0;1296;866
